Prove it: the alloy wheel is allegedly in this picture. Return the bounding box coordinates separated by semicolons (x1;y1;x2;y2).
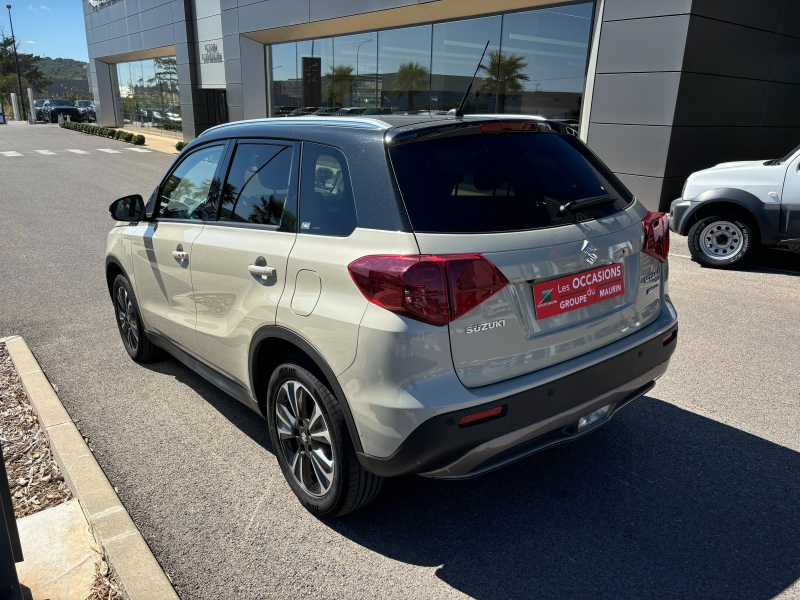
699;220;744;261
116;286;139;352
274;380;335;497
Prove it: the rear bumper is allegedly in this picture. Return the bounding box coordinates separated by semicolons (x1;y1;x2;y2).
357;317;678;479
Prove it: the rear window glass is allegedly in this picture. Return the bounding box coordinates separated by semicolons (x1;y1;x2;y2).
388;131;633;234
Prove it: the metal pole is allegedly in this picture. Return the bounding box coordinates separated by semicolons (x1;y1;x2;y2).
6;5;27;121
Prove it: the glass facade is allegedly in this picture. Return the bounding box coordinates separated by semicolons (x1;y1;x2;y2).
269;3;593;120
113;56;182;139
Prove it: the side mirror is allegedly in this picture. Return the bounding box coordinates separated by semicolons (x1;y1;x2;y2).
109;194;145;222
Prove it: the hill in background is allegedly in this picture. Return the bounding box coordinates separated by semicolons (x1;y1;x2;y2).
37;57;88;80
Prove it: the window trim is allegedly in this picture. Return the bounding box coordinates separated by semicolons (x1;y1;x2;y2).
297;140;358;238
215;138;300;231
152;140;231;223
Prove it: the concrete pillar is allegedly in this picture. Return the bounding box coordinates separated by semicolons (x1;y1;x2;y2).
92;58;118;128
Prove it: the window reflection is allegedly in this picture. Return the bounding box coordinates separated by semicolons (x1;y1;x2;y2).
267;2;593;121
114;56;181;139
431;16;501;114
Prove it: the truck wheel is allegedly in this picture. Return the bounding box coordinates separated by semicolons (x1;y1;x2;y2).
266;357;383;517
688;212;756;268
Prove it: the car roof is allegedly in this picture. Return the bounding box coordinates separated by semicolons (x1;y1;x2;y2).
199;113;551;140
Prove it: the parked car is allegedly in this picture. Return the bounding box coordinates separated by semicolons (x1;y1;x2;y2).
333;107;367;116
273;106;295;117
76;100;96;123
33;99;45;122
360;107;393;116
311;107;341;116
670;143;800;267
106;115;678;517
287;107;320;117
165;105;182;123
138;108;164;123
42;98;82;123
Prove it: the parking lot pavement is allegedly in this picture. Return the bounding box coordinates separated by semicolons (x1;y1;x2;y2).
1;122;799;599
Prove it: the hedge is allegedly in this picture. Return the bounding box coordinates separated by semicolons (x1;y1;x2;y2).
59;119;145;146
175;141;187;151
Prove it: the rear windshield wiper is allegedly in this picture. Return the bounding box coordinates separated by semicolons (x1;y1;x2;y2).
559;195;617;214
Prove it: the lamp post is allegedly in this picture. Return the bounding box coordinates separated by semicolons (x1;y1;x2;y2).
354;38;373;105
6;5;27;121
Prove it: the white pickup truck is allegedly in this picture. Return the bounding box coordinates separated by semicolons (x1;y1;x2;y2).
670;143;800;268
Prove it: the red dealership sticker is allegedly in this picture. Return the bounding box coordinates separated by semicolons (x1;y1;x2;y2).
533;264;625;320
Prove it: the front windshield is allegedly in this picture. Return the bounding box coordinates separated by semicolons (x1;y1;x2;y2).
50;99;73;106
77;101;91;107
780;143;800;164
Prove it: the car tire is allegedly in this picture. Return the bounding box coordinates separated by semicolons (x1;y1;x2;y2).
266;357;383;517
112;274;161;363
688;212;757;269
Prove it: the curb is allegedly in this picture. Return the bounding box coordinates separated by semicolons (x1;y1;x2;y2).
3;336;179;600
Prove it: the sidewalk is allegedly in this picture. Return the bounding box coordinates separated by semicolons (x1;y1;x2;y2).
117;129;180;155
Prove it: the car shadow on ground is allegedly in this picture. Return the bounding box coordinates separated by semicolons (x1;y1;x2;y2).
742;247;800;274
143;358;800;599
331;397;800;599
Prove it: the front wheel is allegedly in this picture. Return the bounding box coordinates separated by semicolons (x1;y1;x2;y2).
688;212;757;268
266;359;382;517
112;275;161;363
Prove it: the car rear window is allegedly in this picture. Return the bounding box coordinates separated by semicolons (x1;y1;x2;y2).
387;129;633;234
50;100;74;107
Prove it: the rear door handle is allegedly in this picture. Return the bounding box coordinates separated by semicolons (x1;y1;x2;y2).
172;251;189;260
249;264;276;277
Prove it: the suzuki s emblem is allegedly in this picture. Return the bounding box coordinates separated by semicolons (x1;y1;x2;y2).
581;241;599;265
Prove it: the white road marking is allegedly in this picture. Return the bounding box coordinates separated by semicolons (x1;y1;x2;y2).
34;150;57;155
0;151;22;157
66;149;89;154
97;149;121;154
125;148;151;152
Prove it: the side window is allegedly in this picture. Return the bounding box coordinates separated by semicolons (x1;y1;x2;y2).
158;145;224;220
299;143;357;236
220;142;296;230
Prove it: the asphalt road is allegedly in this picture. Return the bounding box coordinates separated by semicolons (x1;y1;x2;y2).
1;123;799;599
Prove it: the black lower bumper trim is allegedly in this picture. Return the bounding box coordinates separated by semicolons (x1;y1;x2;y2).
357;325;677;477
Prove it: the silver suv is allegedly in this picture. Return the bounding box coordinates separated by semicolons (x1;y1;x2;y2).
106;116;678;516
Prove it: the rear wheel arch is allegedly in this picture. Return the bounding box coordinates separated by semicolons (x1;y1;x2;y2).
248;326;364;454
687;201;762;240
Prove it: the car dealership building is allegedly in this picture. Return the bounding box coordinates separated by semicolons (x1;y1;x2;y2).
83;0;800;211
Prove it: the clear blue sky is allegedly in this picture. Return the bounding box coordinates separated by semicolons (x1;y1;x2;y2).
3;1;88;62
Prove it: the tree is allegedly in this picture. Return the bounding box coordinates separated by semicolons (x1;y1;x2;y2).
323;65;355;107
479;51;530;112
392;62;429;110
0;29;51;93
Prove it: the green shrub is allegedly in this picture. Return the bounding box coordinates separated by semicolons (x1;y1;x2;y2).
122;132;134;143
133;134;145;146
115;130;124;140
175;141;187;151
107;128;116;138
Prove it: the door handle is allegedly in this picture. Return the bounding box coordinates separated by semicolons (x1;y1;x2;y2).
172;250;189;260
249;264;276;277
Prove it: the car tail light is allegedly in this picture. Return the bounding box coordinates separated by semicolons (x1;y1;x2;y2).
642;211;670;263
348;254;508;326
459;405;505;427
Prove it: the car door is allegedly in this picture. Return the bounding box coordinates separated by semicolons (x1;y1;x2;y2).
780;147;800;236
129;142;227;355
191;140;299;388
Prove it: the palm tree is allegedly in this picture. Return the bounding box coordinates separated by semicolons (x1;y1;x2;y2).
392;62;430;110
479;51;530;112
324;65;355;107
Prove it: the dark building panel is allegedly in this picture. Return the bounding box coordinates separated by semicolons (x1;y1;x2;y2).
603;0;691;21
672;73;766;126
591;72;680;126
755;127;800;157
778;0;800;38
595;15;689;74
588;124;673;178
769;35;800;85
682;17;774;80
690;0;783;33
664;126;760;177
760;83;800;127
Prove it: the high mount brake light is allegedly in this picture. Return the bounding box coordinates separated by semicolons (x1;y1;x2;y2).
348;254;509;326
642;211;670;263
480;122;549;133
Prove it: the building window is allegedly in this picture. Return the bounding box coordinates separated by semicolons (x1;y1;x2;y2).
267;2;593;121
113;56;182;139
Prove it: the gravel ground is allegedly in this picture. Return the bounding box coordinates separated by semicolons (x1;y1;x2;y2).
0;343;71;517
